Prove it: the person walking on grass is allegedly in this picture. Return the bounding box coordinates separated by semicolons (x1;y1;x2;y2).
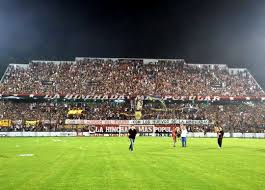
128;125;137;151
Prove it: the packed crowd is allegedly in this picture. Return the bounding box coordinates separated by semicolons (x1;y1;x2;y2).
0;58;263;96
0;100;265;133
0;58;264;133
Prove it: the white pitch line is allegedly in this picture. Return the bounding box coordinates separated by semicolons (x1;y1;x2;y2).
17;154;34;157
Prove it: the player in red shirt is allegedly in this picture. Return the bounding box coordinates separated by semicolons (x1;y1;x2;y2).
172;126;177;147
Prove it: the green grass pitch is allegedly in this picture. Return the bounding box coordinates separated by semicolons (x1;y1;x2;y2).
0;137;265;190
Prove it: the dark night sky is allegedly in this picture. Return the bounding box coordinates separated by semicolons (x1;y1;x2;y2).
1;0;265;87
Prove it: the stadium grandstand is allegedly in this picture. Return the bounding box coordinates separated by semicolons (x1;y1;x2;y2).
0;57;265;135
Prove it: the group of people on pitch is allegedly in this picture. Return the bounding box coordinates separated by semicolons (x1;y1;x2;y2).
172;125;224;148
172;125;188;147
128;125;224;152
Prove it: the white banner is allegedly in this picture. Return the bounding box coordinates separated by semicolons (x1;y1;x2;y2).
65;119;129;125
190;132;205;137
205;132;216;138
255;133;265;138
129;119;208;125
243;133;255;138
65;119;209;125
231;133;243;138
0;132;264;138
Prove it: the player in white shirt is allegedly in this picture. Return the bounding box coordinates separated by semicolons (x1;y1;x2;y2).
180;125;188;147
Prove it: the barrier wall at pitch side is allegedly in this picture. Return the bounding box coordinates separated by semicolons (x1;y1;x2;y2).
0;132;264;138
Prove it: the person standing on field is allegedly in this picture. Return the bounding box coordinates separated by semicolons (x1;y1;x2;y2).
172;126;177;147
181;125;188;147
217;127;224;149
128;125;137;151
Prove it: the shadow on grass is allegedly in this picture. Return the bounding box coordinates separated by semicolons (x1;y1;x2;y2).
255;148;265;153
0;154;9;158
